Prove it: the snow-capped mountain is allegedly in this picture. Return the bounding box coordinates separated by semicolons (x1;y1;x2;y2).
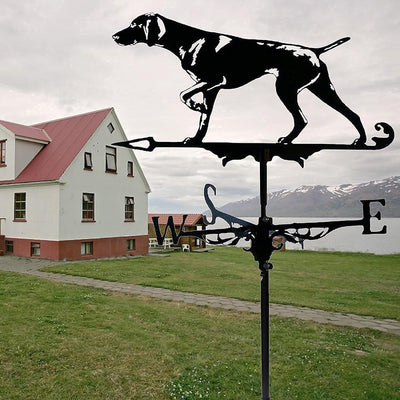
216;176;400;217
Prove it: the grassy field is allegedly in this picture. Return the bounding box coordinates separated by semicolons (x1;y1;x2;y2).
42;247;400;320
1;271;399;399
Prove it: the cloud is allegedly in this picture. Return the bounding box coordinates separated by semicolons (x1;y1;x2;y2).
0;0;398;214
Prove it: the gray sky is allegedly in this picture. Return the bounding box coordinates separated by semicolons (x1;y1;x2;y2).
1;0;398;213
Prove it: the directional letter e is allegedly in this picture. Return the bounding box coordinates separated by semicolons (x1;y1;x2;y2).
361;199;387;235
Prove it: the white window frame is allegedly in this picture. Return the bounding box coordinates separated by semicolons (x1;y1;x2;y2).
82;193;95;221
127;239;135;250
107;122;115;133
127;161;134;177
0;140;6;165
31;242;41;256
84;152;93;170
81;242;93;255
105;146;117;172
14;192;26;221
125;196;135;221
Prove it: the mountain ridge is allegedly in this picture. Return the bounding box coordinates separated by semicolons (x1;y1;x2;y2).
215;176;400;218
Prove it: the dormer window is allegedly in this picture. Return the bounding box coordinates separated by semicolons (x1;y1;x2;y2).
0;140;6;166
84;152;93;170
107;123;115;133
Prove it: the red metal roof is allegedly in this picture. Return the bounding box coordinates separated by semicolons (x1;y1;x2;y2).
149;214;205;226
0;120;51;143
0;108;112;185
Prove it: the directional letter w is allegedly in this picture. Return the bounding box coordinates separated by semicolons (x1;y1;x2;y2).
152;215;188;245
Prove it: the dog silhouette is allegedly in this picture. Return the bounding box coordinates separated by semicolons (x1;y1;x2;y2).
113;13;366;145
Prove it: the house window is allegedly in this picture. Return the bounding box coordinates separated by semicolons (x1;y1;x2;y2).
107;122;115;133
81;242;93;255
0;140;6;166
82;193;95;221
127;239;135;250
31;242;41;256
105;146;117;172
14;193;26;220
125;197;134;221
6;241;13;253
127;161;134;177
84;152;93;170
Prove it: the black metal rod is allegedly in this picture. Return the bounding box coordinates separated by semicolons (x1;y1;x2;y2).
260;263;270;400
259;149;270;400
260;150;268;219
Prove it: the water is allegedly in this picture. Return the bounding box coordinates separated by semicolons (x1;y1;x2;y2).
205;217;400;255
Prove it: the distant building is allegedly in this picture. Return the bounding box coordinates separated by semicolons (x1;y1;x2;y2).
148;214;206;251
0;108;150;260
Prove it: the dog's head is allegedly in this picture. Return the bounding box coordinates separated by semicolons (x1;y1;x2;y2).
112;13;165;47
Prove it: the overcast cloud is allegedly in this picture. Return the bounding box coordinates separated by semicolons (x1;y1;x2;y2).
0;0;398;213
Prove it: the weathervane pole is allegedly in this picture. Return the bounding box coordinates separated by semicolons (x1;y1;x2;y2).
260;262;270;400
259;149;271;400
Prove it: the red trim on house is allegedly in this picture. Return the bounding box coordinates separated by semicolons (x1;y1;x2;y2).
4;235;148;260
0;235;5;254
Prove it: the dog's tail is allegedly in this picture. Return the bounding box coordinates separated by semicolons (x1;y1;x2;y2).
315;37;350;54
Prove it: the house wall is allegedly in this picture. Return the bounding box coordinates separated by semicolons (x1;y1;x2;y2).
58;111;149;243
0;172;148;260
15;139;45;177
0;182;61;240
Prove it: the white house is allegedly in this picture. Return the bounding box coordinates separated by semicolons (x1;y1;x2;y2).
0;108;150;260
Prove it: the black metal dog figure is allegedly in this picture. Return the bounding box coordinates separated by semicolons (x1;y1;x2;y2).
113;13;366;145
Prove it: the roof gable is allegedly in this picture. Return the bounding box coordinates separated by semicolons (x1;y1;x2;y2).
3;108;112;184
0;120;51;143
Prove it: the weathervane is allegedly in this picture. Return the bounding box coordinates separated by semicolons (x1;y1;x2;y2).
113;13;395;400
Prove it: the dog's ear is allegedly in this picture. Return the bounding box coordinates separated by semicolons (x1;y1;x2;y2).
144;14;164;46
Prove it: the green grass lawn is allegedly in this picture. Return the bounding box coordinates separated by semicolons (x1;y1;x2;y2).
42;247;400;320
1;271;399;399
